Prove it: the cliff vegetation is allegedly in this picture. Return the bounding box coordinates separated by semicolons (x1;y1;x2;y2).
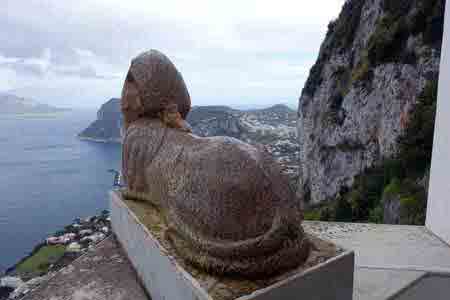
300;0;444;225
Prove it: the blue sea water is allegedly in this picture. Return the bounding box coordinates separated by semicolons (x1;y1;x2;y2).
0;111;121;273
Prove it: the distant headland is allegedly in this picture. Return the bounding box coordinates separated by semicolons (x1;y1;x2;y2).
0;93;70;116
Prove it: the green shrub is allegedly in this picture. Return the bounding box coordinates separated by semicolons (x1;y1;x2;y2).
398;80;438;177
412;0;445;47
303;210;322;221
399;193;426;225
382;159;405;184
383;178;402;196
329;0;367;50
339;162;395;222
333;66;352;96
368;205;384;223
368;16;411;65
382;0;413;18
399;196;418;208
319;206;334;221
351;56;371;83
334;195;353;222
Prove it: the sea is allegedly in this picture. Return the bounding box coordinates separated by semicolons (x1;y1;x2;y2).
0;111;122;273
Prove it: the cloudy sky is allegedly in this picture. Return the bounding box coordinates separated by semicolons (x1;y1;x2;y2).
0;0;346;109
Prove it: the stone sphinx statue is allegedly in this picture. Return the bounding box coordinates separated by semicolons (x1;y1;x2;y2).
121;50;310;278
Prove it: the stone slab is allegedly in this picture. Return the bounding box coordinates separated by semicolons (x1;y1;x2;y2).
303;222;450;299
393;274;450;300
111;191;355;300
21;236;149;300
353;268;425;300
303;222;450;273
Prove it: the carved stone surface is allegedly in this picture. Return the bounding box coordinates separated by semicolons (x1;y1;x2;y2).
121;50;191;128
120;49;309;278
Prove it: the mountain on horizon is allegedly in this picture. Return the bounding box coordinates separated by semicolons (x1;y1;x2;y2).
78;100;300;184
230;102;297;111
0;93;69;115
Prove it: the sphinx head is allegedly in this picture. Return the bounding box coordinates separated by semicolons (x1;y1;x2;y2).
121;50;191;129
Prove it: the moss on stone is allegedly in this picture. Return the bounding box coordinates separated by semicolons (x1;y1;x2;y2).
368;15;412;65
303;210;321;221
351;55;371;83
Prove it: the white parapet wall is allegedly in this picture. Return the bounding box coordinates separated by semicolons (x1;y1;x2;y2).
426;0;450;244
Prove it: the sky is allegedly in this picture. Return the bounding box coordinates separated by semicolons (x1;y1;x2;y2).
0;0;346;109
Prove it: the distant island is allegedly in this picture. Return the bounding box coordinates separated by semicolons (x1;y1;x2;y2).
0;93;69;115
78;98;123;143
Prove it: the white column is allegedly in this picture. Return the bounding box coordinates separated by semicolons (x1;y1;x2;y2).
426;0;450;244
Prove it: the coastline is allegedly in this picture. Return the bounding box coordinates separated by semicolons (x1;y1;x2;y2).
0;111;72;120
77;135;122;144
0;210;112;299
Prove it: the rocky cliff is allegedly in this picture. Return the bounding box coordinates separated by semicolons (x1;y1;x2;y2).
297;0;444;210
78;98;123;143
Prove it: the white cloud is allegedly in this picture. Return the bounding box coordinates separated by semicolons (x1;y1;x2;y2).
0;0;346;108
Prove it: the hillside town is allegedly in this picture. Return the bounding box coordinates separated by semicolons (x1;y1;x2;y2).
0;210;112;300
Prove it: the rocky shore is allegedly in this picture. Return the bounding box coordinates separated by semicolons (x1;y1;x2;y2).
0;210;112;300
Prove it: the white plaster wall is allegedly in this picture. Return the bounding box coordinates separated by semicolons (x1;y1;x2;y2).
426;0;450;244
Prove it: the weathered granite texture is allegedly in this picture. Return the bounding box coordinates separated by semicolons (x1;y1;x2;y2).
297;0;443;205
112;193;351;300
120;49;310;278
122;50;191;128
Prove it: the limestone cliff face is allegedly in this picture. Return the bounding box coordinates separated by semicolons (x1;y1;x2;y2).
297;0;444;205
78;98;123;142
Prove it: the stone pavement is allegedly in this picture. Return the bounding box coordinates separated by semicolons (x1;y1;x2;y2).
22;222;450;300
21;236;148;300
303;222;450;300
